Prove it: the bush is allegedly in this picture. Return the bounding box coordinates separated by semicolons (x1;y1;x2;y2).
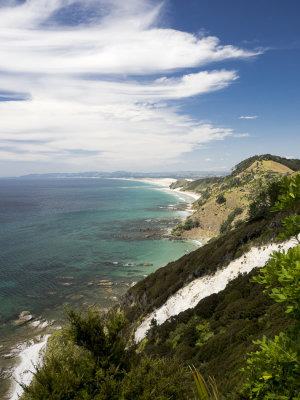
248;180;282;221
216;194;226;204
23;309;193;400
220;207;243;234
120;356;192;399
241;332;300;399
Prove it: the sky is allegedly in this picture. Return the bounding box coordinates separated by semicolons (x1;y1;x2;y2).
0;0;299;177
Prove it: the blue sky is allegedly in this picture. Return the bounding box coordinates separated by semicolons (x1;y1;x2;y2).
0;0;299;176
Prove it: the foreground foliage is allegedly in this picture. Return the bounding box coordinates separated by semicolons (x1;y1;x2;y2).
241;174;300;399
190;366;220;400
22;309;192;400
241;244;300;399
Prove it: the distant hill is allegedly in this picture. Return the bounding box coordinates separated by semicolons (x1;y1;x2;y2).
171;154;299;238
231;154;300;176
17;170;227;180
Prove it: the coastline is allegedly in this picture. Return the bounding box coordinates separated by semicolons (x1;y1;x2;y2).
10;335;50;400
113;177;200;202
2;177;201;400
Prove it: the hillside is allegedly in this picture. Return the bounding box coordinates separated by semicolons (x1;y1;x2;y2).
171;155;298;239
121;172;300;399
121;189;293;323
142;269;291;398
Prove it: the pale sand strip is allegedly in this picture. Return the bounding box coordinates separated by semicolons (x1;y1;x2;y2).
115;177;200;201
134;237;299;342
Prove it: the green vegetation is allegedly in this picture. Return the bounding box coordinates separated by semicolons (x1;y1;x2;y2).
22;309;192;400
248;180;283;221
190;366;220;400
171;154;298;238
123;214;285;322
231;154;300;177
125;173;300;398
216;194;226;204
142;268;290;398
241;176;300;398
172;217;200;235
22;164;300;400
220;207;243;234
183;177;224;192
241;332;300;399
169;179;190;189
197;188;213;206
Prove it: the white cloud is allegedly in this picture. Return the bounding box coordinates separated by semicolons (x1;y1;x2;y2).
0;0;260;75
239;115;259;119
0;0;261;172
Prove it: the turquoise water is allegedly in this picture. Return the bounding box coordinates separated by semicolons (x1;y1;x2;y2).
0;178;197;337
0;178;200;398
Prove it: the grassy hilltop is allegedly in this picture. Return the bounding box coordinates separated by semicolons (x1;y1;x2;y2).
171;154;300;238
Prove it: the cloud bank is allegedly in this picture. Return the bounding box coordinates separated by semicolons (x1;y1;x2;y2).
0;0;261;172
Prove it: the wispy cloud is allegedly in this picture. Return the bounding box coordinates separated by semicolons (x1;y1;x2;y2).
239;115;259;119
0;0;262;172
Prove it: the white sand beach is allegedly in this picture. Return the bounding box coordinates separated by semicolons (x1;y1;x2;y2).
117;177;200;202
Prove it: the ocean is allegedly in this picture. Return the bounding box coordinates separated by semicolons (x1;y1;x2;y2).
0;177;199;398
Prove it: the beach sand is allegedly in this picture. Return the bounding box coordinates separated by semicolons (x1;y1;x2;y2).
116;177;200;202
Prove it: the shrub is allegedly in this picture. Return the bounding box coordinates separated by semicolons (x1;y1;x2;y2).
23;309;193;400
216;194;226;204
220;207;243;234
241;333;300;399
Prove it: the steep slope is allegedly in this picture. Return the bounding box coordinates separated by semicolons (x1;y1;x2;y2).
121;202;289;324
121;172;300;399
171;155;298;238
141;269;293;398
134;236;297;342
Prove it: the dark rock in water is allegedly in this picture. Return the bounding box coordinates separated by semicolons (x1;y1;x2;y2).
138;263;153;266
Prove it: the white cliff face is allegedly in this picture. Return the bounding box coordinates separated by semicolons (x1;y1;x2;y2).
134;237;298;342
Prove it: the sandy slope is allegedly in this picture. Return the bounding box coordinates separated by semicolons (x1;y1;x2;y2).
134;236;299;342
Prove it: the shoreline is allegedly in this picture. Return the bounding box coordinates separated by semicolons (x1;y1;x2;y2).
112;177;200;202
3;178;201;400
10;335;50;400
